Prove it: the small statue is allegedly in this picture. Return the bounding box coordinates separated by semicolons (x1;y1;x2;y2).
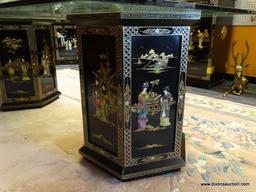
20;57;30;80
197;30;204;49
203;29;209;39
31;53;38;76
41;41;51;76
137;82;149;130
68;40;72;50
224;41;250;96
73;38;77;48
44;55;51;76
64;40;69;50
57;32;65;47
160;86;173;127
6;59;15;76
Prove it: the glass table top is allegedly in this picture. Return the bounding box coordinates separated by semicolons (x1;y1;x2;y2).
0;0;255;21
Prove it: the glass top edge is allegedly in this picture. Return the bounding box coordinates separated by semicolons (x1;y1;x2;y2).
0;0;256;15
0;0;255;22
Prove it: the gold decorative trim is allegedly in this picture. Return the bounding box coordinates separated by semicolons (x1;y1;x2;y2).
136;144;166;150
82;153;184;180
134;125;169;132
92;134;113;147
11;90;29;94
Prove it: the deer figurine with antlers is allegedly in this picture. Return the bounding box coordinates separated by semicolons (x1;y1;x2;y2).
224;41;250;96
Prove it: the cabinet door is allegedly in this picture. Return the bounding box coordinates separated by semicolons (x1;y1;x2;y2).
34;27;56;94
0;26;35;99
123;26;189;166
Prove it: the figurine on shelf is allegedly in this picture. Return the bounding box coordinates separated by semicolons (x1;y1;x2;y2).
73;38;77;48
137;82;149;130
203;29;209;39
224;41;250;96
31;53;39;76
68;40;72;50
20;57;30;81
44;55;51;76
160;86;173;127
57;32;65;47
6;59;15;77
41;41;51;76
64;40;69;50
197;30;204;49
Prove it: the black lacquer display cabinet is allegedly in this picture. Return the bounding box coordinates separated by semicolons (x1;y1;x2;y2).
0;21;60;111
187;0;235;88
68;12;196;180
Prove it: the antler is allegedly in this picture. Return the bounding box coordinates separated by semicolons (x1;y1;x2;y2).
231;41;239;67
241;40;249;65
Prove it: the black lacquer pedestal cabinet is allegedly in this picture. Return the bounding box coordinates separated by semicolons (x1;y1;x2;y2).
69;13;193;181
0;22;61;111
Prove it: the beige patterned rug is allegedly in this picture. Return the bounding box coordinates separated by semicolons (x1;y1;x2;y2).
0;67;255;192
174;93;256;192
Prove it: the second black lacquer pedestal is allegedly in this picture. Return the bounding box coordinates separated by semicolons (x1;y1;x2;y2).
0;21;61;111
